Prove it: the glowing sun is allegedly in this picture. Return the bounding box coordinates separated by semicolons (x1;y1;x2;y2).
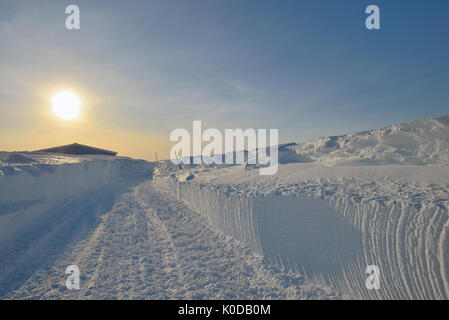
51;91;81;120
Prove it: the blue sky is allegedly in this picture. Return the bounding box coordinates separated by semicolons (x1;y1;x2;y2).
1;0;448;159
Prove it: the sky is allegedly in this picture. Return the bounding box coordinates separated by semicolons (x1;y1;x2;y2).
1;0;448;160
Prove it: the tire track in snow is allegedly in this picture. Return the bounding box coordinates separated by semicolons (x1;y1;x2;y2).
134;186;186;290
4;180;339;299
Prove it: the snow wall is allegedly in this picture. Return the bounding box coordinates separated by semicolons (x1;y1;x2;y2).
0;158;154;245
154;176;449;300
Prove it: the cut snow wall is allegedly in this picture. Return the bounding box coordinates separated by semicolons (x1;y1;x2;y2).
154;176;449;300
0;158;152;206
0;158;154;244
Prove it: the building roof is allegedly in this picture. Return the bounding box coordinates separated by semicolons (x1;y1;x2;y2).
35;143;117;156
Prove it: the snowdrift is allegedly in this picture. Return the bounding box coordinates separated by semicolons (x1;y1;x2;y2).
0;153;154;245
154;115;449;299
285;115;449;166
154;171;449;299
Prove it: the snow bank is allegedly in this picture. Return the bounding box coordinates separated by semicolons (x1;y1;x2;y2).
154;172;449;299
0;153;153;205
153;114;449;299
0;152;154;245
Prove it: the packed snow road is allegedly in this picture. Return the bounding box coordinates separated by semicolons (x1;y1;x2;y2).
1;178;338;299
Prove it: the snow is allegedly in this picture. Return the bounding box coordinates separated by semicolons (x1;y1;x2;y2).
0;152;152;205
154;163;449;299
1;115;449;299
0;153;154;294
3;181;337;299
0;152;335;299
153;115;449;299
284;115;449;166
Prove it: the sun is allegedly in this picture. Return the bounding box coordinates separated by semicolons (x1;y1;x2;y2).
51;91;81;120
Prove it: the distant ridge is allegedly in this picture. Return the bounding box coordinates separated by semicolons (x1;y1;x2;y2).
287;115;449;165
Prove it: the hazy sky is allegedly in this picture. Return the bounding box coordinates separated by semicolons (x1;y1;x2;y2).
1;0;449;160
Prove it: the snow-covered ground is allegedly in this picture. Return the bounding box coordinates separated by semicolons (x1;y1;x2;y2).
154;115;449;299
155;163;449;299
3;181;337;299
1;115;448;299
0;152;336;299
0;153;153;248
0;153;155;297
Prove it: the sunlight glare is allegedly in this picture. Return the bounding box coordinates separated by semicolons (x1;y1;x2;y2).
51;91;81;120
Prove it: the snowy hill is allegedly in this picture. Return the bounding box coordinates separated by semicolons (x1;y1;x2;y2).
283;115;449;166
